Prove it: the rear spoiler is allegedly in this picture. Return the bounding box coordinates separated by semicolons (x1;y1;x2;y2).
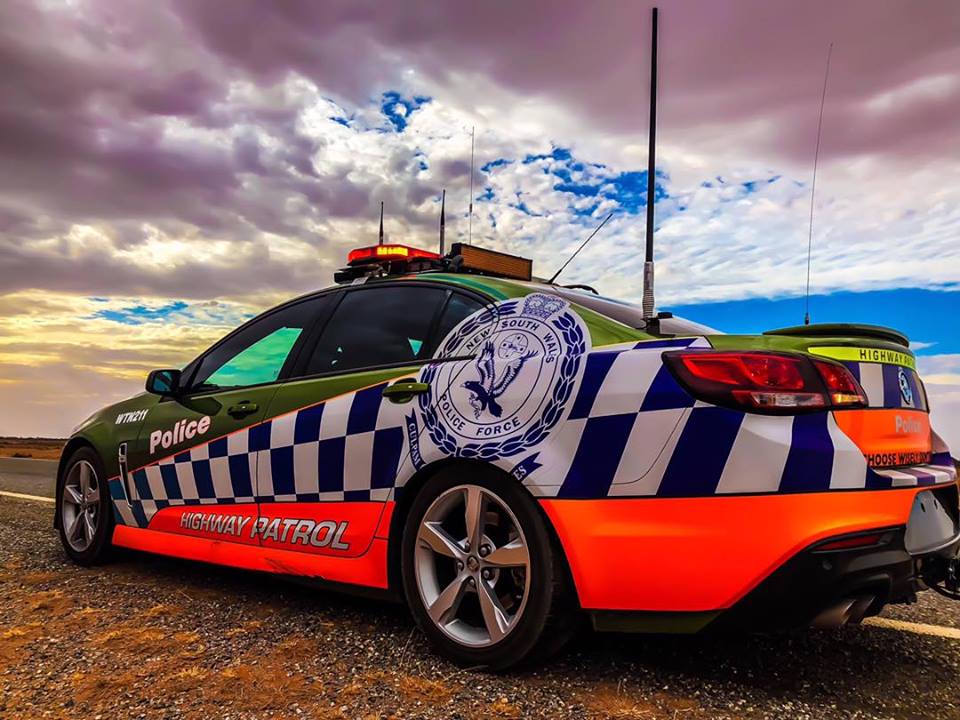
763;323;909;348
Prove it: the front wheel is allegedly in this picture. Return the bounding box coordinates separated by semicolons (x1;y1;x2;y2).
56;446;115;565
400;467;576;670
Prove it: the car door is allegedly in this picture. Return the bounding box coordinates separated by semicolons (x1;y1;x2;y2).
124;294;332;538
254;283;485;559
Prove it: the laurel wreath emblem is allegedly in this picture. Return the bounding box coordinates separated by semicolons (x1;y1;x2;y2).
419;299;586;461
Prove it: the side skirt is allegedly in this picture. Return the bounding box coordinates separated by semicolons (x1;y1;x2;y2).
112;525;389;589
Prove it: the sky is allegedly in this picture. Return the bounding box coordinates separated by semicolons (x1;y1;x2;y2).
0;0;958;449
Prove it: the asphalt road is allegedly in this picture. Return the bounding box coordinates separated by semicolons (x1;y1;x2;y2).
4;459;960;719
0;456;57;497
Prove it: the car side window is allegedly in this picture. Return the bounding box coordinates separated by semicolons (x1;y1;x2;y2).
429;293;485;355
189;296;329;392
304;285;449;375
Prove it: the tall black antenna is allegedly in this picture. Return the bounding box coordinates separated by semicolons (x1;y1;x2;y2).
547;212;614;284
641;6;659;321
439;189;446;255
468;126;475;244
378;201;384;245
804;42;833;325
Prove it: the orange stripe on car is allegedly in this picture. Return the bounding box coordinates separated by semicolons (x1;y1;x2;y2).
541;489;926;612
112;524;390;588
833;409;931;466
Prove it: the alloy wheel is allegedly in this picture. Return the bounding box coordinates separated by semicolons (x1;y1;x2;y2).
414;484;531;647
61;460;100;552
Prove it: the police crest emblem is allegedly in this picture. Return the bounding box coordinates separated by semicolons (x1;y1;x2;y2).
412;293;589;465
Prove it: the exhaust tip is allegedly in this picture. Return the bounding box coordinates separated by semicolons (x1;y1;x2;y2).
810;595;876;628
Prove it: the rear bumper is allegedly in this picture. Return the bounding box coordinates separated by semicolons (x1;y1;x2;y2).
712;523;960;632
589;525;960;633
540;483;960;622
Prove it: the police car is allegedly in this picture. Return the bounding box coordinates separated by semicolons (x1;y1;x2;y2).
56;241;958;669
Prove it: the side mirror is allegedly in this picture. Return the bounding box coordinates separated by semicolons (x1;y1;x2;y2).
145;369;182;396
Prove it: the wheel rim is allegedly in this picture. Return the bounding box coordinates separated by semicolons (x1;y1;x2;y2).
61;460;100;552
414;484;531;648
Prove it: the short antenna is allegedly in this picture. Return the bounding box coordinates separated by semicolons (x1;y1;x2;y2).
468;126;475;245
439;189;446;255
547;212;614;284
641;6;659;321
378;201;384;245
804;42;833;325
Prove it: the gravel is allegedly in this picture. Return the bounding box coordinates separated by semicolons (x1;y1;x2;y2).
3;495;960;720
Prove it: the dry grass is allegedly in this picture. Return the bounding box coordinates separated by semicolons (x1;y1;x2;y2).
0;623;45;666
485;698;524;718
198;637;323;712
64;627;326;716
20;570;62;585
578;686;705;720
341;669;456;705
25;588;74;616
143;603;184;619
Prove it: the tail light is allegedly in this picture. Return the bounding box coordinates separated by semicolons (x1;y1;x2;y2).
663;351;867;415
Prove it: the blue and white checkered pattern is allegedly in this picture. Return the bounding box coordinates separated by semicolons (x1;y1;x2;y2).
512;337;713;498
111;334;956;528
866;433;956;488
113;381;408;527
502;338;955;499
843;361;925;411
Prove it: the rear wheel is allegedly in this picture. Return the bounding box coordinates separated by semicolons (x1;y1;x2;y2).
56;447;114;565
400;466;576;670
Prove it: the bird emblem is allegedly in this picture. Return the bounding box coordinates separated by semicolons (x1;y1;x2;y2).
462;337;539;419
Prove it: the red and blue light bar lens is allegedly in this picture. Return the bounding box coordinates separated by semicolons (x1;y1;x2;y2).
347;244;441;265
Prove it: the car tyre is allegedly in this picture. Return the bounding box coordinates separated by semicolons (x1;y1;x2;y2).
400;465;577;670
56;446;115;565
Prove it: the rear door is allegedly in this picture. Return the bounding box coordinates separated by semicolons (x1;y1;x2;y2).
125;295;331;535
254;283;484;559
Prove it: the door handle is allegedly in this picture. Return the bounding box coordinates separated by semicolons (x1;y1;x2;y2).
227;402;259;418
383;381;429;404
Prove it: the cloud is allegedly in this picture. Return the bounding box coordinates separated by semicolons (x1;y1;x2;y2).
0;0;958;436
0;291;264;436
918;354;960;456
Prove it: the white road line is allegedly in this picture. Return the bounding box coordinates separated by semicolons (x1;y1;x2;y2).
865;616;960;640
0;490;55;504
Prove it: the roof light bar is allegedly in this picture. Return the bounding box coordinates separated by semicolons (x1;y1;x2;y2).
347;244;441;266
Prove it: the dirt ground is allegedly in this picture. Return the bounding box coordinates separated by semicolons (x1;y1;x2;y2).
5;496;960;719
0;437;64;460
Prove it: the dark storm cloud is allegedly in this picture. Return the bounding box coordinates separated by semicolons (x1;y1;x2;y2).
0;0;957;301
0;0;370;264
0;234;339;299
172;0;960;163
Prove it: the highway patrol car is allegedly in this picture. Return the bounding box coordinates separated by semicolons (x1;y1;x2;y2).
56;241;958;669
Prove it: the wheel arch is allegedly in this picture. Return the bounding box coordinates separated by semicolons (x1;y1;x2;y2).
53;436;98;529
385;458;577;605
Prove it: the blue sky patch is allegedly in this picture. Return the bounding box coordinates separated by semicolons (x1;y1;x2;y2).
380;91;431;131
481;158;512;172
669;288;960;355
93;301;189;326
501;145;672;218
523;147;572;164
